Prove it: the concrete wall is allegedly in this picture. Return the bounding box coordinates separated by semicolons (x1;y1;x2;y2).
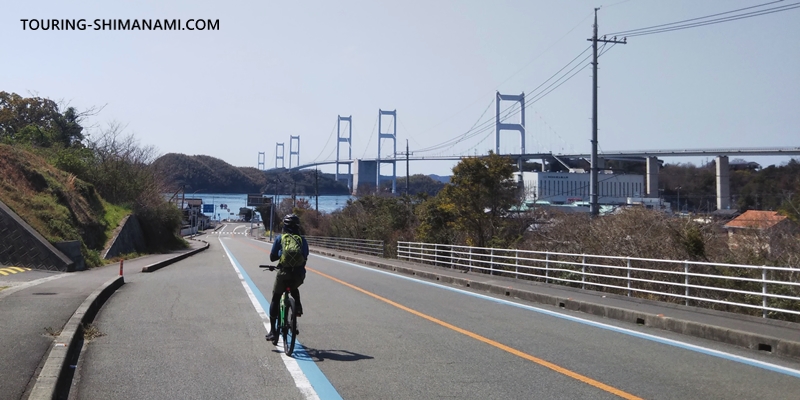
0;199;74;271
102;214;147;259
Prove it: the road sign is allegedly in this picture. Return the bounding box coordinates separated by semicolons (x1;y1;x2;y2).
246;194;272;207
202;204;214;213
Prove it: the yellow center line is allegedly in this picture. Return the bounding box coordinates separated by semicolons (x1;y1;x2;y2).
309;267;643;400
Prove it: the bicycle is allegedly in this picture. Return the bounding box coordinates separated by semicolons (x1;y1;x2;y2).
259;264;298;356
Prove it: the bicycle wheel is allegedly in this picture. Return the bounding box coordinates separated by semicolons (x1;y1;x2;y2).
283;297;297;356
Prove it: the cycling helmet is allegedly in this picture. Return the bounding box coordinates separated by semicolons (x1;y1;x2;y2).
283;214;300;232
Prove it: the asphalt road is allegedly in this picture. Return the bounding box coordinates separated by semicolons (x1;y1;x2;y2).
72;223;800;399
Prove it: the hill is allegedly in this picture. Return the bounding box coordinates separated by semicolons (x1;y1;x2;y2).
152;153;351;195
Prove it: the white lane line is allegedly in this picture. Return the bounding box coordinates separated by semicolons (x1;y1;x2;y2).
0;273;68;300
218;238;321;399
312;254;800;379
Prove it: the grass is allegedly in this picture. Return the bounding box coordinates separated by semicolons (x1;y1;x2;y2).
44;326;62;337
82;323;105;340
0;286;8;292
102;199;131;239
0;144;122;268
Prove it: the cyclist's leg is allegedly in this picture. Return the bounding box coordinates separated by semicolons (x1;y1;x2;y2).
290;270;305;316
266;273;288;341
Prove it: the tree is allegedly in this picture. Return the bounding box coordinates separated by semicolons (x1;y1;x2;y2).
434;152;518;248
0;92;94;148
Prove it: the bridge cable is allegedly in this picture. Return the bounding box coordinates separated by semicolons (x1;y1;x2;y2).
311;120;338;163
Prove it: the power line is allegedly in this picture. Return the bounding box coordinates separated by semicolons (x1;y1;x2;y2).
605;1;800;38
415;12;595;137
415;45;595;155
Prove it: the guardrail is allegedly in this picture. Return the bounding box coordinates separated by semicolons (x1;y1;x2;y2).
397;241;800;320
306;236;385;257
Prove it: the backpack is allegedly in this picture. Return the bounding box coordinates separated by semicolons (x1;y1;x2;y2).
279;233;305;270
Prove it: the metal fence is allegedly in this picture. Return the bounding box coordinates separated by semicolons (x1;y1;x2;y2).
306;236;385;257
397;241;800;320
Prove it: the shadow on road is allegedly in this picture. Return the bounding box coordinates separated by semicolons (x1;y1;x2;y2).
292;347;374;363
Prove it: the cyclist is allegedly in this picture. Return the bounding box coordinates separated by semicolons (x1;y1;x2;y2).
265;213;309;343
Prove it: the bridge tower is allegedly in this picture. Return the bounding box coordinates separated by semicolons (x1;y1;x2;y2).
377;109;397;194
257;152;265;171
275;143;285;169
495;91;525;169
289;135;300;168
335;116;353;190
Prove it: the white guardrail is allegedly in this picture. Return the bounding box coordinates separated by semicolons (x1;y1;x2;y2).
305;236;385;257
397;241;800;319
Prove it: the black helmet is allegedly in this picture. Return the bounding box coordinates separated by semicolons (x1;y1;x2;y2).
283;214;300;231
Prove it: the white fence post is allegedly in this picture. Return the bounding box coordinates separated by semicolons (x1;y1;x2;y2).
490;248;495;276
515;250;519;278
626;257;632;297
469;247;473;273
762;267;768;318
684;261;689;306
545;253;550;283
582;255;586;290
434;243;438;266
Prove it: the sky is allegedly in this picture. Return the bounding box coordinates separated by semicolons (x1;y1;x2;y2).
4;0;799;177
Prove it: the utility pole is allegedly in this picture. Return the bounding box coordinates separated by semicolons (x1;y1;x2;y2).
588;7;626;216
397;139;413;196
405;140;410;195
315;167;319;212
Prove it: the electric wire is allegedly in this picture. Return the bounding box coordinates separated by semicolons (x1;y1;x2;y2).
415;45;594;155
605;1;800;38
606;0;785;36
415;11;595;138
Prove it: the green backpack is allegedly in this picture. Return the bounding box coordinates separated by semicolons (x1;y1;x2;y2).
279;233;305;270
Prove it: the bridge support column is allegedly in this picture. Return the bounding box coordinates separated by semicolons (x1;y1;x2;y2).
646;157;659;198
275;143;284;168
716;155;730;210
336;116;353;191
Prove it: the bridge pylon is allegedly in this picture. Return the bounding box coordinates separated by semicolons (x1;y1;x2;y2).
275;143;285;169
257;152;265;171
495;91;526;169
335;116;353;191
378;109;397;194
289;136;300;168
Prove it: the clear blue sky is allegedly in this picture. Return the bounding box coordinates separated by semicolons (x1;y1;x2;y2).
5;0;799;176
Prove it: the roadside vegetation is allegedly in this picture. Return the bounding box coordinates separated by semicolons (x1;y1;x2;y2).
0;91;185;267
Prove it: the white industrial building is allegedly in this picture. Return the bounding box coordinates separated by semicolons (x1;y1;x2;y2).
514;171;646;205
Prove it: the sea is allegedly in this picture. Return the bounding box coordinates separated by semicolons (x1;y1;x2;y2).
177;193;355;220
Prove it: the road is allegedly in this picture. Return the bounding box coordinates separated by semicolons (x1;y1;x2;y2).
71;223;800;399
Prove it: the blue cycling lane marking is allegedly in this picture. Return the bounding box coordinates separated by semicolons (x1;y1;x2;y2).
219;239;343;399
312;254;800;380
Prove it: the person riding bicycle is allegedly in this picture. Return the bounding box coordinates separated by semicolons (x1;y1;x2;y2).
265;213;309;343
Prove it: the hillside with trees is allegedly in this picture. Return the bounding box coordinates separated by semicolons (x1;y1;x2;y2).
151;153;351;195
0;91;186;265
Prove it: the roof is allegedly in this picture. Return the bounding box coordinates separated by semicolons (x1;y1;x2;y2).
723;210;787;230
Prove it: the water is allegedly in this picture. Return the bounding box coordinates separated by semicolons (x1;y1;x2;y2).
178;193;355;220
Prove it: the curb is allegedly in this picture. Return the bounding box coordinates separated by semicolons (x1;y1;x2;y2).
141;240;210;273
314;250;800;361
28;276;125;400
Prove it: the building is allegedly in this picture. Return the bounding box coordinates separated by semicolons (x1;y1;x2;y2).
723;210;794;254
514;171;646;205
